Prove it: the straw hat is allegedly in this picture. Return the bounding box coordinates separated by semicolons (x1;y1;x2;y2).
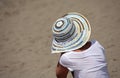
51;12;91;53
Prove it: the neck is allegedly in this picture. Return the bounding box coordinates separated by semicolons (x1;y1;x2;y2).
73;41;91;52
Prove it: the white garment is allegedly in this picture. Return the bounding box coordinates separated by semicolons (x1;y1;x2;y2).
59;40;109;78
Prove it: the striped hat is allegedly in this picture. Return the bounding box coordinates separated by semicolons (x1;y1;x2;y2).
51;12;91;53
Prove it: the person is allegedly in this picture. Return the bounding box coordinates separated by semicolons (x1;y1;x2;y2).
51;12;109;78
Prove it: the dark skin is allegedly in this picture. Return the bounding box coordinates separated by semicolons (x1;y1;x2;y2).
56;41;91;78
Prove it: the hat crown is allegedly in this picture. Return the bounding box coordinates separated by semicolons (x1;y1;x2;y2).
52;17;75;42
56;20;64;27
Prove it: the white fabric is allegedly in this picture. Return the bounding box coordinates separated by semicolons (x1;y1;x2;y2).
59;40;109;78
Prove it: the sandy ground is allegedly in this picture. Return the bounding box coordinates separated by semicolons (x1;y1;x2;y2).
0;0;120;78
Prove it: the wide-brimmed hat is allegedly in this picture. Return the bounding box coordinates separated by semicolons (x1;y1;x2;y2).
51;12;91;53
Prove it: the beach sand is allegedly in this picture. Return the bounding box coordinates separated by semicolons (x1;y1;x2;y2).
0;0;120;78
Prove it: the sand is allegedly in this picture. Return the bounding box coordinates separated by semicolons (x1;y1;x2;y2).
0;0;120;78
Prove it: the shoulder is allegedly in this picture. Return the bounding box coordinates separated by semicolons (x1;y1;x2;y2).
90;40;104;48
59;53;70;64
59;52;73;67
90;40;105;54
60;51;75;61
59;52;74;71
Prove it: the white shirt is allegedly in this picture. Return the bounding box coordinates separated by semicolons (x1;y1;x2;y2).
59;40;109;78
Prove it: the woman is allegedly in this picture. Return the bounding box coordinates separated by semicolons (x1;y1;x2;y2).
51;12;109;78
